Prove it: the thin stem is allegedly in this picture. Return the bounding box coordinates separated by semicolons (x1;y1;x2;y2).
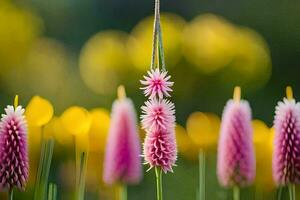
119;184;127;200
277;186;282;200
198;150;205;200
233;186;240;200
150;0;160;69
288;184;295;200
76;151;88;200
155;167;163;200
34;128;46;200
8;189;13;200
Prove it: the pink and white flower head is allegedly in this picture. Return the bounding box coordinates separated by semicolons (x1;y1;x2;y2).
273;87;300;185
0;103;29;191
143;129;177;173
217;87;255;187
140;68;173;99
141;98;175;131
103;86;142;185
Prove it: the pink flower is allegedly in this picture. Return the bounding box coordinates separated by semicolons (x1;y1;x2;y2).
143;129;177;173
140;68;173;99
103;98;142;185
217;100;255;187
273;98;300;185
0;105;29;191
141;98;175;131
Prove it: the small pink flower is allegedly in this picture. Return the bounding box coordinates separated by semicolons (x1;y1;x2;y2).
103;98;142;185
217;100;255;187
143;129;177;173
0;105;29;191
140;68;173;99
273;98;300;185
141;98;175;131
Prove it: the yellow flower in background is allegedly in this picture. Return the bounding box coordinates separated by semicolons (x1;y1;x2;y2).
3;38;76;111
175;125;198;161
224;27;271;91
183;14;236;74
128;13;186;71
88;108;110;153
25;96;54;127
60;106;91;136
79;30;130;95
183;13;271;91
0;0;42;73
186;112;220;151
253;120;274;190
50;117;73;147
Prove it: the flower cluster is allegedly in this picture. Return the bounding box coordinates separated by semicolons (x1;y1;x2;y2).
217;97;255;187
140;68;177;173
103;97;142;185
0;105;29;191
273;98;300;185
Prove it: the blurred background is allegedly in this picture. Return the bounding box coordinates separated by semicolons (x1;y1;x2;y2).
0;0;299;199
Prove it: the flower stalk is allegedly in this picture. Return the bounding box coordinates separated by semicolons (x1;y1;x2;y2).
198;150;205;200
233;186;240;200
155;167;163;200
141;1;177;200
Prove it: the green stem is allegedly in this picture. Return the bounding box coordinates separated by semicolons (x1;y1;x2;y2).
119;184;127;200
48;183;57;200
155;167;163;200
34;128;46;200
8;189;13;200
198;150;205;200
76;151;88;200
277;186;282;200
288;184;295;200
233;186;240;200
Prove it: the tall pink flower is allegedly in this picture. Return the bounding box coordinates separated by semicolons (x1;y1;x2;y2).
140;68;173;99
103;92;142;185
141;68;177;173
141;98;175;131
217;88;255;187
0;105;29;191
273;94;300;185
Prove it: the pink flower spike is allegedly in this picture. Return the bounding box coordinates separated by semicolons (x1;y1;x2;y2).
217;87;255;187
140;68;173;99
273;87;300;185
141;98;175;131
0;105;29;191
143;129;177;173
103;87;142;185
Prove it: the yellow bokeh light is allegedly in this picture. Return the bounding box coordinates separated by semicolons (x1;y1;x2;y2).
252;120;274;189
3;38;73;104
88;108;111;153
175;124;198;161
0;0;42;73
25;96;54;127
186;112;220;150
183;14;236;74
79;30;130;95
60;106;91;136
128;13;186;70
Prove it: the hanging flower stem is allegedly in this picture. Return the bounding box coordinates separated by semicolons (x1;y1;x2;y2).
155;167;163;200
198;150;205;200
233;186;240;200
288;184;295;200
